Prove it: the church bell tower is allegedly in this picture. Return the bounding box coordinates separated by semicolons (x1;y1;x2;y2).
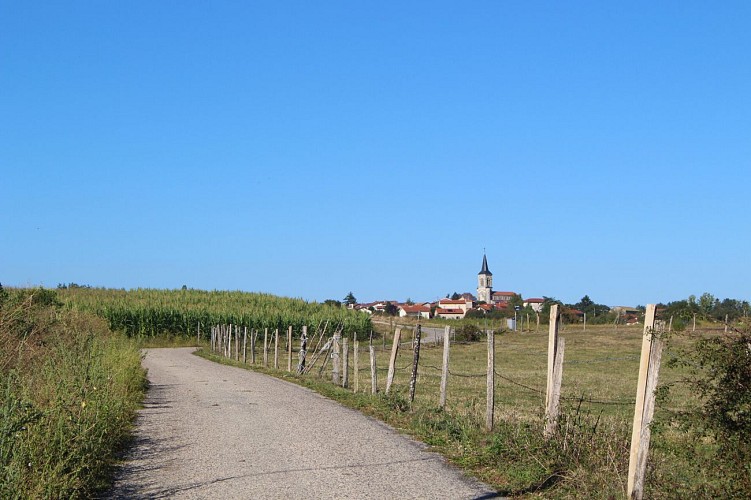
477;254;493;303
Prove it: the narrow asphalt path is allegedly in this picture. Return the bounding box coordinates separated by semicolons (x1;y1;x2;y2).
108;348;498;499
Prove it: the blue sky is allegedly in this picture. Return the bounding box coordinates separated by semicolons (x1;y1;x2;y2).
2;1;750;306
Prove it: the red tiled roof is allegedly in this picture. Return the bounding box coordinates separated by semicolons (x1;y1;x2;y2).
400;305;431;313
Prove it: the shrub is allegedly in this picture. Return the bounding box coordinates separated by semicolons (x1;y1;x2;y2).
650;328;751;497
454;323;482;342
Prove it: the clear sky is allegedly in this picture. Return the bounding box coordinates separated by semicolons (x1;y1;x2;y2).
2;1;750;307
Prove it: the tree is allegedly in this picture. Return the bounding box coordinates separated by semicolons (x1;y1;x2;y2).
572;295;610;319
343;292;357;306
699;292;716;318
405;297;415;305
383;302;398;316
450;292;461;300
508;293;524;309
324;299;342;308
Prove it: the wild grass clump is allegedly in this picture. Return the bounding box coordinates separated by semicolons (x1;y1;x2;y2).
0;287;146;498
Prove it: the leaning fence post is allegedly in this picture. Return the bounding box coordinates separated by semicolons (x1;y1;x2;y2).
440;325;451;409
408;325;422;404
545;304;565;437
627;304;662;500
486;327;495;431
297;325;308;374
385;328;402;394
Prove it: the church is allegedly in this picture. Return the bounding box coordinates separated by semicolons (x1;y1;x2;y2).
476;254;493;303
476;254;517;305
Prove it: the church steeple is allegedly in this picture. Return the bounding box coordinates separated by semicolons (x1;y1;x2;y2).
479;254;492;276
477;253;493;303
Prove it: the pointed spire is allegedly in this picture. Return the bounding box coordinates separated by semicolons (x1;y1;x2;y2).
479;253;492;275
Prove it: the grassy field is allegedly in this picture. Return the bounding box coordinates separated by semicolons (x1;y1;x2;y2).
199;321;727;498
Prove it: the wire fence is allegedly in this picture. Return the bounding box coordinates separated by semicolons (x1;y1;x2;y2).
207;323;641;420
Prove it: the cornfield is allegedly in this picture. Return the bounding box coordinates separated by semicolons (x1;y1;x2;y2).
58;287;371;338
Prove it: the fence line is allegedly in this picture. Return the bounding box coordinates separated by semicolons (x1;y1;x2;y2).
208;316;661;493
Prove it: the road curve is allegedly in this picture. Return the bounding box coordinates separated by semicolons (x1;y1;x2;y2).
108;348;498;499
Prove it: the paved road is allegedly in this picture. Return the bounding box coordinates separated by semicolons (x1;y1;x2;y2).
108;348;498;499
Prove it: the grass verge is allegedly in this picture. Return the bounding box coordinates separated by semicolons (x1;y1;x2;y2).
1;288;147;498
195;345;633;498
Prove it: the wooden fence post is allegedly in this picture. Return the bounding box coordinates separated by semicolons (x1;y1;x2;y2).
440;325;450;409
627;304;663;500
353;335;360;393
243;327;247;363
385;328;402;394
287;326;293;372
545;304;565;437
486;328;495;431
235;325;239;360
274;328;279;369
342;337;349;388
332;330;341;385
228;324;233;359
263;328;269;367
250;329;256;364
409;325;422;404
369;334;378;394
297;325;308;374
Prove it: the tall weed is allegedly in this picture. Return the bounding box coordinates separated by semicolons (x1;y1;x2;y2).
0;288;145;498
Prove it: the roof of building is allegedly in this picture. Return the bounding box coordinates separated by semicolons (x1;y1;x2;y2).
479;254;492;275
436;308;464;315
439;299;469;305
524;298;545;303
399;305;431;313
492;291;516;297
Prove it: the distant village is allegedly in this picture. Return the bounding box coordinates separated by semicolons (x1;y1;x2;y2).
348;254;640;324
350;254;543;319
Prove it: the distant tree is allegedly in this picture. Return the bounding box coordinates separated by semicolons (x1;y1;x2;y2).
450;292;461;300
384;302;398;316
324;299;342;308
343;292;357;306
405;297;415;305
699;292;717;318
539;297;563;323
508;293;524;309
181;284;188;291
572;295;610;319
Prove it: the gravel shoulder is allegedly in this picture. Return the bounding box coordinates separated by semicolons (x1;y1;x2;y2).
107;347;498;499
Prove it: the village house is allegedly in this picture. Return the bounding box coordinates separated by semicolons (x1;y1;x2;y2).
398;304;432;320
523;298;545;312
435;297;473;319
